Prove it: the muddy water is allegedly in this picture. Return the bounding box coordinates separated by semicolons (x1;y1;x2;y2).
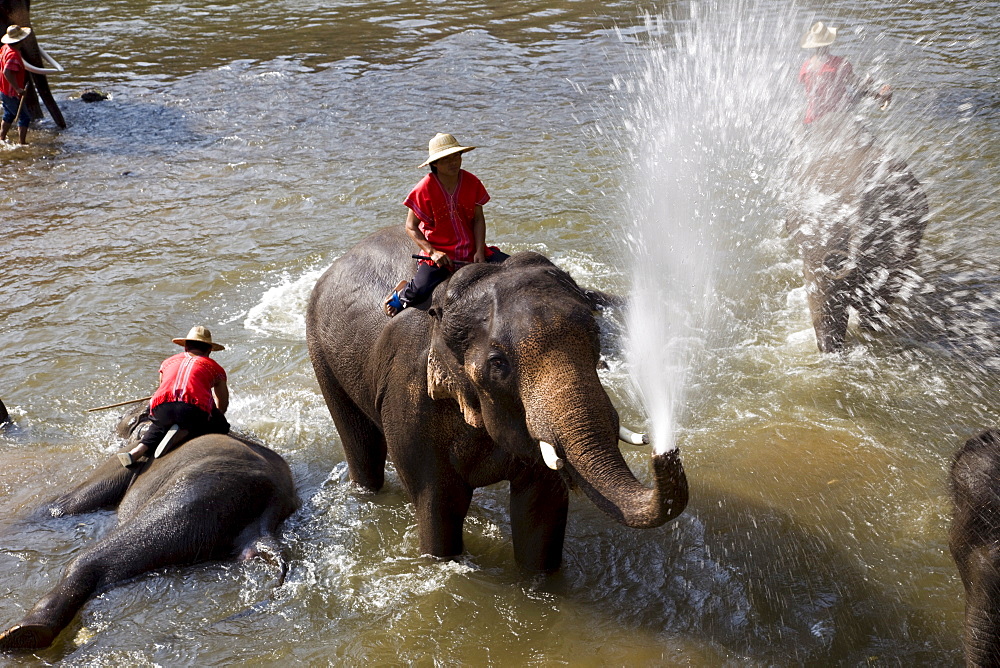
0;0;996;664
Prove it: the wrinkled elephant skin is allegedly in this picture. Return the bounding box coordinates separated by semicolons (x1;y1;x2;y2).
0;408;297;652
950;430;1000;667
787;122;928;352
0;0;66;128
306;226;688;573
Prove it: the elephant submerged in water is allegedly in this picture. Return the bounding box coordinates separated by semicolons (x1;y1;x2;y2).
0;0;66;129
785;119;929;353
306;226;688;573
949;430;1000;667
0;404;297;651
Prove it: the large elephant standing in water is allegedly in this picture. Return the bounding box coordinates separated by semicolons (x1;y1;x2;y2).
950;430;1000;667
0;0;66;128
306;226;688;573
0;405;297;651
785;119;928;352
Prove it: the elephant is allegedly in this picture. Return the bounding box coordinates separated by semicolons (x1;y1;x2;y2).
0;403;297;651
0;398;8;426
950;429;1000;667
306;226;688;573
785;117;928;352
0;0;66;129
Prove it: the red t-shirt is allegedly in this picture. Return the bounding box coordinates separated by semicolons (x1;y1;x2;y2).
799;55;854;124
403;170;491;264
150;352;227;414
0;45;25;98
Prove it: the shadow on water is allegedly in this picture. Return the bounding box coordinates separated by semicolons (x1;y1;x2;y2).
54;97;208;158
551;483;958;664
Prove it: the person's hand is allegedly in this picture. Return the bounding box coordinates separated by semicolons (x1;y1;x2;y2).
430;249;453;268
473;249;487;264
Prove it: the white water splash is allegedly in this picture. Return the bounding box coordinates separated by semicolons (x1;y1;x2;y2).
616;1;799;454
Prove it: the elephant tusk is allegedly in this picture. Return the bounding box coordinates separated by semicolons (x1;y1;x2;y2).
24;43;65;75
618;426;649;445
539;440;563;470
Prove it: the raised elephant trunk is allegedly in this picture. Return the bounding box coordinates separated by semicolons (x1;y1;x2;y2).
525;364;688;529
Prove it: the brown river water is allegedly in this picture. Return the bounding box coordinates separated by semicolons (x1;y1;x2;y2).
1;0;998;664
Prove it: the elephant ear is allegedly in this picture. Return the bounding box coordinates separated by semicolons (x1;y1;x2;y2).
425;263;498;429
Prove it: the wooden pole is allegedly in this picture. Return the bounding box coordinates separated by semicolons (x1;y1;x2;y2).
85;396;151;413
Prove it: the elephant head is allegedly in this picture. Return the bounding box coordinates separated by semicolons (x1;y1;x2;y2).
0;0;66;128
425;252;688;528
788;127;928;352
950;430;1000;666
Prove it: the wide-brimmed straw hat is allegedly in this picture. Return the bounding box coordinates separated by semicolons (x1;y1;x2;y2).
1;25;31;45
801;21;837;49
419;133;475;168
172;326;225;351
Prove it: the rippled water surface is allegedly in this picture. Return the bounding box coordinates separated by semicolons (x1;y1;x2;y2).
1;0;998;664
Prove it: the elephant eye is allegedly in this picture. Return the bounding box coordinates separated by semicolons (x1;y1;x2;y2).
487;353;510;378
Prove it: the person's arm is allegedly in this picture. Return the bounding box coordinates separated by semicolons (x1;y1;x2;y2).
472;205;487;263
213;377;229;414
405;208;452;268
2;68;24;96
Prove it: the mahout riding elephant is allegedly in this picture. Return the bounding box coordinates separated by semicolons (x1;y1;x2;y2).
306;226;688;573
949;429;1000;667
0;403;297;651
785;118;928;352
0;0;66;128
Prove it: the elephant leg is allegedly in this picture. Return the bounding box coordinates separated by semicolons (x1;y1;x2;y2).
0;540;111;650
509;471;568;573
397;462;472;559
48;456;138;516
314;358;386;492
806;278;850;353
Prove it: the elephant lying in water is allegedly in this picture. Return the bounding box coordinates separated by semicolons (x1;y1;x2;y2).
306;226;688;573
950;430;1000;667
0;405;297;651
786;118;929;352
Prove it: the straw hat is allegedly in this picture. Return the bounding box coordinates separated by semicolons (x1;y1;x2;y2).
1;25;31;45
419;133;475;168
172;326;225;351
800;21;837;49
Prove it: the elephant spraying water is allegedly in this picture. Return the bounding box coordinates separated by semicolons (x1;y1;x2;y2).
306;226;688;573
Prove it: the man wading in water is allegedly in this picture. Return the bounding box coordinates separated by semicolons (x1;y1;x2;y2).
117;327;230;467
0;25;33;145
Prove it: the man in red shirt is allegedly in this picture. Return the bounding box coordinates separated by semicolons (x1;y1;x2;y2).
0;24;32;145
799;21;892;126
384;133;508;316
117;326;231;467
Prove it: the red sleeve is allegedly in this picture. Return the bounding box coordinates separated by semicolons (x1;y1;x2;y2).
403;175;436;226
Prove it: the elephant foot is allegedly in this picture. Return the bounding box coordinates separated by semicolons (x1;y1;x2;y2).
0;623;56;651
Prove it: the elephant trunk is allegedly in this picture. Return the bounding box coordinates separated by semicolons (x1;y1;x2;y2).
19;35;66;128
526;373;688;529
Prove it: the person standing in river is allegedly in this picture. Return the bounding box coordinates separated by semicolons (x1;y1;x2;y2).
117;326;230;467
0;25;32;145
798;21;893;126
383;133;509;317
